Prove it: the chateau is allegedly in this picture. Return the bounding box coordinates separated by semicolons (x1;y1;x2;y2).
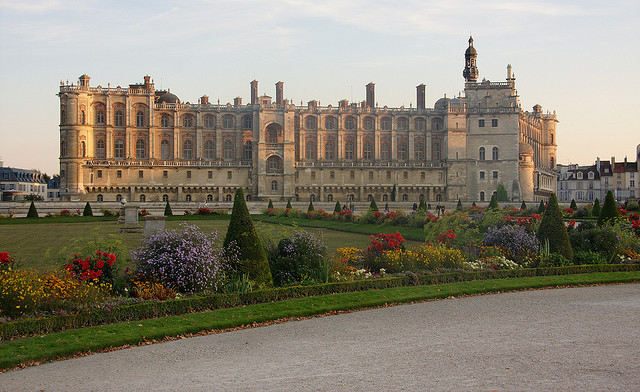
58;37;557;204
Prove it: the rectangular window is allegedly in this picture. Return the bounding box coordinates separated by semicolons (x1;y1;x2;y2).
478;119;485;127
479;171;485;179
163;171;168;179
208;171;213;179
631;180;635;187
369;171;374;180
403;171;408;179
311;171;316;180
139;170;144;179
330;171;335;179
116;170;121;178
186;171;191;179
227;171;232;179
97;170;102;178
491;119;498;127
493;170;498;179
387;171;391;180
350;170;355;179
421;172;425;180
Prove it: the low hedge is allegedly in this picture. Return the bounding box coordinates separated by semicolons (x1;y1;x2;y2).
1;263;638;341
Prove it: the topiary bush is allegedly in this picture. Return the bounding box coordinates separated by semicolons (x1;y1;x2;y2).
334;201;341;213
224;188;273;287
286;199;292;209
418;199;427;211
488;194;499;210
27;201;38;218
538;200;546;214
83;202;93;217
592;198;601;217
521;200;527;210
370;199;379;212
598;191;619;226
164;201;173;216
308;200;314;212
268;199;274;210
266;231;328;286
537;193;573;260
570;199;578;210
456;199;463;211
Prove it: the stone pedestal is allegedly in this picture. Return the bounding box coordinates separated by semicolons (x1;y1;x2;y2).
143;215;166;237
119;203;143;233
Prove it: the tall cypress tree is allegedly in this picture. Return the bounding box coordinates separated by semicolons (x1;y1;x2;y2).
537;193;573;260
224;188;273;287
27;201;39;218
390;185;397;202
83;202;93;217
597;191;619;226
592;198;601;217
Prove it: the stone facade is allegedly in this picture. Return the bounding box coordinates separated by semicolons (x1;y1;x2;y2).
58;38;556;204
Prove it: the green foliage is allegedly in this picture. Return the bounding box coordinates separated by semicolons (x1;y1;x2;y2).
472;201;476;207
26;201;38;218
423;211;480;247
496;183;509;202
286;199;292;209
418;199;427;211
569;199;577;210
266;231;328;286
334;201;341;213
224;188;273;287
23;194;44;201
569;225;618;258
456;199;463;211
537;194;573;260
488;194;499;210
164;201;173;216
268;199;274;209
538;200;546;214
308;200;314;212
83;202;93;217
520;200;527;210
592;198;601;217
369;199;379;212
598;191;619;226
224;274;253;294
391;184;397;202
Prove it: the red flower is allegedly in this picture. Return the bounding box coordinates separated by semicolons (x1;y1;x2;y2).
96;259;104;269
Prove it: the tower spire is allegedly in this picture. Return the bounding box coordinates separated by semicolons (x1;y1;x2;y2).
463;36;479;82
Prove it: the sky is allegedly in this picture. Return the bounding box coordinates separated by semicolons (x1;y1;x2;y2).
0;0;638;176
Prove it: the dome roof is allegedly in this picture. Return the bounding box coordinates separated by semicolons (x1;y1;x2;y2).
519;143;534;154
157;92;180;104
434;97;450;110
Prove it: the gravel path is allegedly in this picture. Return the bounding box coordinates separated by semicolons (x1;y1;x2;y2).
2;284;639;391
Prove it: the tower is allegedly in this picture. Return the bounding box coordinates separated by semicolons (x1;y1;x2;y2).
463;36;479;82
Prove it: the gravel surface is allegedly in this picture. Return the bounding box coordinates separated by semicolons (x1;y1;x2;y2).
1;284;639;391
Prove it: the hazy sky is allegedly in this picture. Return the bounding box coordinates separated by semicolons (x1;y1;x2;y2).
0;0;638;175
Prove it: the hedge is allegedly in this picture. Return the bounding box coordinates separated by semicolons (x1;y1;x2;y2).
2;263;638;341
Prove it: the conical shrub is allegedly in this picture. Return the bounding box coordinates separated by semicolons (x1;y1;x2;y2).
83;202;93;217
286;200;292;209
334;201;341;213
267;199;274;209
592;198;601;217
308;201;314;212
488;194;499;210
597;191;619;226
520;200;527;210
224;188;273;287
369;199;379;212
27;201;38;218
537;193;573;260
164;201;173;216
538;200;546;214
456;199;463;211
570;199;577;210
418;199;427;211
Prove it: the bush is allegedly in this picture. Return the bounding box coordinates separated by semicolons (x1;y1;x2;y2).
370;199;379;212
537;193;573;260
496;183;509;202
64;251;116;286
538;200;546;214
286;200;292;209
569;225;618;257
598;191;620;226
27;201;38;218
224;188;273;287
334;201;341;213
483;225;540;265
418;199;427;211
268;199;274;209
0;268;44;318
308;201;314;212
373;244;466;273
488;194;499;210
267;231;328;286
570;199;578;210
133;223;230;293
456;199;463;210
328;248;364;280
573;251;608;265
164;202;173;216
521;201;527;210
424;211;480;248
592;198;601;217
83;202;93;217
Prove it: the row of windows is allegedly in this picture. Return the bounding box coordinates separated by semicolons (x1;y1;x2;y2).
101;193;236;203
478;147;499;161
479;170;499;180
478;119;499;128
306;170;432;181
304;193;443;202
302;116;441;131
63;140;251;160
304;141;437;160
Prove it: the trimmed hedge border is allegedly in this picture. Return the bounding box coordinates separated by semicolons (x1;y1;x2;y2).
1;263;638;341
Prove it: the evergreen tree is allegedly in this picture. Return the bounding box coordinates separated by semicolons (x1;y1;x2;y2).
520;200;527;210
537;193;573;260
267;199;274;209
597;191;620;226
83;202;93;217
570;199;577;210
224;188;273;287
369;199;379;212
418;199;427;211
164;201;173;216
308;200;314;212
26;201;39;218
472;201;476;207
496;183;509;202
456;199;463;211
592;198;601;217
286;199;292;209
488;194;499;210
538;200;546;214
334;201;341;213
390;185;397;202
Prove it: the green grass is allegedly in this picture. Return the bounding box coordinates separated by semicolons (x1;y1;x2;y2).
1;271;638;371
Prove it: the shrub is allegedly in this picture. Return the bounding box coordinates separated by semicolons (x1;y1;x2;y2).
267;231;328;286
592;198;601;217
569;225;618;257
308;201;314;212
268;199;274;209
488;194;499;210
537;193;573;260
626;200;639;212
334;201;341;213
64;251;116;286
391;184;397;202
224;188;272;287
483;225;540;265
598;191;620;226
370;199;379;212
328;248;363;280
286;200;292;209
424;211;480;248
0;252;16;271
0;268;45;318
418;199;427;211
573;251;608;265
569;199;577;210
521;201;527;210
164;202;173;216
131;280;177;300
364;232;405;271
133;223;230;293
538;200;546;214
374;244;466;273
27;201;38;218
83;202;93;217
456;199;463;210
496;183;509;202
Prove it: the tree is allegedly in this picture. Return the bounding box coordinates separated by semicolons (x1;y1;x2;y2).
390;185;397;202
308;200;314;212
496;183;509;202
472;201;476;207
570;199;577;210
334;201;342;213
538;200;546;214
488;194;499;210
369;199;379;212
418;199;427;211
27;201;39;218
456;199;463;211
592;198;601;217
537;193;573;260
286;199;292;209
597;191;619;226
224;188;273;287
520;200;527;210
267;199;274;210
83;202;93;217
164;201;173;216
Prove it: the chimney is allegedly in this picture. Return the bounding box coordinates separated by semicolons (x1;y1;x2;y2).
416;84;425;109
79;74;90;87
365;82;375;108
596;157;601;172
275;81;283;105
611;156;615;166
250;80;258;105
339;99;349;109
234;97;242;107
200;95;209;105
143;75;151;89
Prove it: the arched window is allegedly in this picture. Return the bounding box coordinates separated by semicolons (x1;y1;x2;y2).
114;140;124;158
480;191;485;202
479;147;486;161
267;155;283;172
243;141;252;159
550;157;555;167
204;115;214;128
161;140;170;159
185;194;192;202
162;194;169;202
383;194;388;202
80;141;86;157
116;194;122;202
363;117;374;130
397;117;408;130
183;140;193;159
398;142;407;160
402;194;408;201
347;194;355;201
325;117;337;130
306;141;316;160
61;109;66;124
363;142;373;160
97;194;103;202
267;128;278;144
310;194;316;202
305;116;317;130
492;147;499;160
183;115;193;127
381;143;390;160
161;114;170;128
60;141;66;157
136;139;146;159
200;140;212;159
327;194;333;202
271;180;278;191
242;115;252;129
345;142;354;160
96;110;105;125
225;194;232;202
433;142;441;161
367;194;373;202
115;111;123;126
207;194;214;202
415;143;424;160
325;141;335;160
419;194;425;201
223;115;234;128
381;117;390;130
415;118;426;131
96;140;105;159
140;194;146;202
344;116;355;130
224;140;233;159
81;110;85;124
436;194;442;202
136;111;144;127
431;118;442;130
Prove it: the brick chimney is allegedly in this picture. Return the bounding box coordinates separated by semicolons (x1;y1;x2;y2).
234;97;242;107
250;80;258;105
200;95;209;105
416;84;425;109
366;82;375;108
275;81;283;105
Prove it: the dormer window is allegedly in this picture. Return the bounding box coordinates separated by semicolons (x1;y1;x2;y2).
577;172;583;180
588;172;594;179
